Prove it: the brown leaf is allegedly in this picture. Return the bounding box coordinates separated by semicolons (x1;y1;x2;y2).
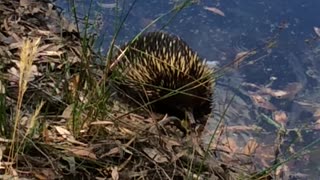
172;150;188;162
191;134;205;156
143;148;168;163
54;126;72;139
20;0;32;8
0;145;5;164
61;104;74;119
111;167;119;180
90;121;114;125
68;73;80;99
66;147;97;160
164;137;181;151
7;67;20;83
203;6;225;17
34;168;57;180
100;147;120;158
33;173;48;180
42;123;51;143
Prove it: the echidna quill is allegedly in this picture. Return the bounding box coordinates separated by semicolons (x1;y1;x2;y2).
112;31;215;131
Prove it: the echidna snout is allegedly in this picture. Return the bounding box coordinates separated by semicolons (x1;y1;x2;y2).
112;31;215;129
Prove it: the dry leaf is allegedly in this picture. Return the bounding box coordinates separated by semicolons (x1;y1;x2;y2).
7;60;42;82
8;165;18;180
119;127;135;136
54;126;71;139
111;167;119;180
42;123;51;143
164;137;181;151
67;138;87;146
203;6;225;17
243;139;259;156
0;145;4;165
172;150;188;162
90;121;114;125
66;147;97;160
8;67;20;83
36;30;52;36
273;110;288;126
61;104;74;119
20;0;32;8
33;168;59;180
68;74;80;99
191;134;205;156
38;50;63;57
0;137;11;143
100;147;120;158
33;173;47;180
143;148;168;163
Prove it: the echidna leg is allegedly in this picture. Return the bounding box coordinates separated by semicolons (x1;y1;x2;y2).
185;109;196;128
158;115;188;136
158;116;180;127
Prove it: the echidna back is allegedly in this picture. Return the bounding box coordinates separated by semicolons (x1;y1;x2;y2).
113;32;214;125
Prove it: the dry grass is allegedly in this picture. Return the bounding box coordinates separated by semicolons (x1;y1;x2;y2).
9;37;42;166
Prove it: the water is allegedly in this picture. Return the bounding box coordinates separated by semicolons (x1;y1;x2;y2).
56;0;320;178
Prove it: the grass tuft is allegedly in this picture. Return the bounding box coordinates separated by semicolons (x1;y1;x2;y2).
8;37;41;169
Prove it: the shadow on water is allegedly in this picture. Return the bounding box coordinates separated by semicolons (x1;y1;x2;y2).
56;0;320;178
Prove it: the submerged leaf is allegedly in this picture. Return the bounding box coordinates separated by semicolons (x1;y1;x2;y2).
233;51;256;68
203;6;225;17
243;138;259;156
273;110;288;126
314;27;320;37
97;2;117;9
249;94;277;110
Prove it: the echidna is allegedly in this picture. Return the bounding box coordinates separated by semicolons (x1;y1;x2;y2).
112;31;215;129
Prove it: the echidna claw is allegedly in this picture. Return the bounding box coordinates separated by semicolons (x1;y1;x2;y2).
159;116;181;126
